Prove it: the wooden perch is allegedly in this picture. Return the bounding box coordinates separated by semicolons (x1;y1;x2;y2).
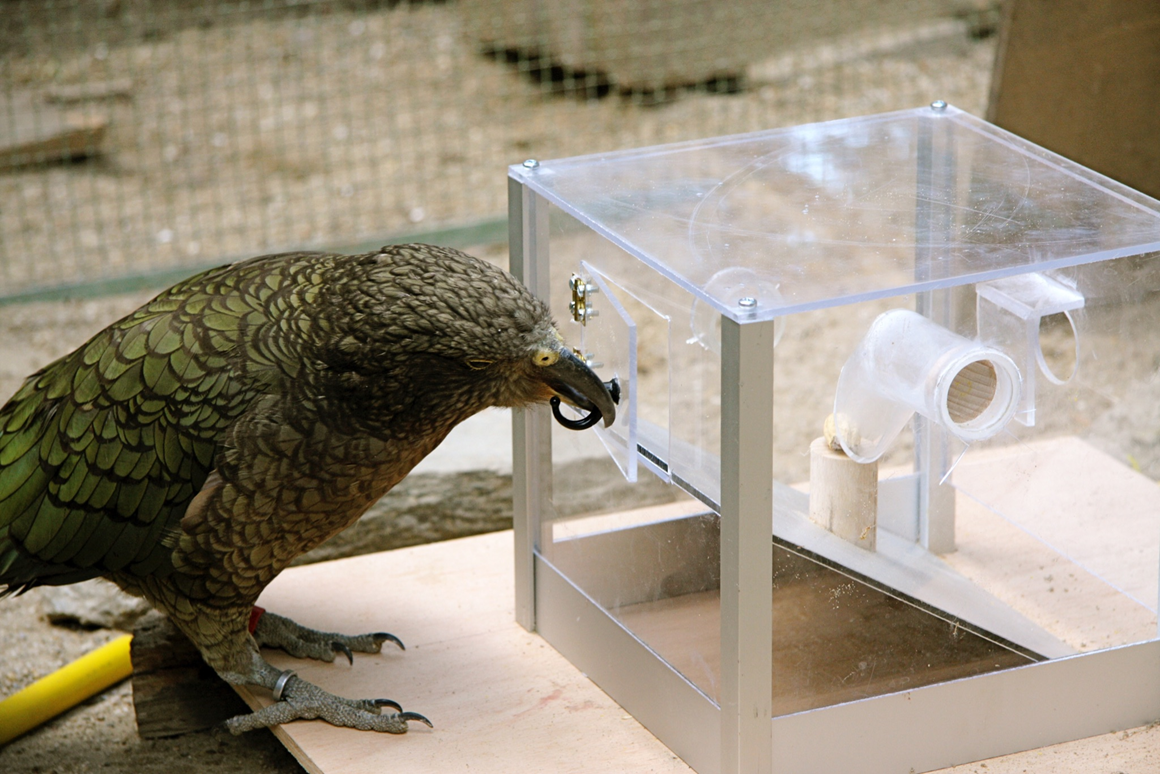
130;611;249;738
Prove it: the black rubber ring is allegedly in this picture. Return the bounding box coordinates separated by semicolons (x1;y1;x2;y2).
550;396;602;430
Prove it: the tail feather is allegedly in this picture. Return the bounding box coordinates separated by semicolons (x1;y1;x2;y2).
0;531;100;597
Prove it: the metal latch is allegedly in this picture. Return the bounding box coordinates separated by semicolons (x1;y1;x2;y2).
568;273;599;325
571;347;602;369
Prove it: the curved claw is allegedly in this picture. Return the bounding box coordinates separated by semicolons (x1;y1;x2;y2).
331;641;354;665
373;698;403;712
399;711;433;728
374;632;405;651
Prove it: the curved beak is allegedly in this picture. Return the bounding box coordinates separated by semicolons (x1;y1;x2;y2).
542;348;617;428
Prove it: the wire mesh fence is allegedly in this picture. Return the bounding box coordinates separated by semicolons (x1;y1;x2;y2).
0;0;999;299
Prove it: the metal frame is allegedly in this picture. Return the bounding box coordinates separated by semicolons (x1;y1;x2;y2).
509;176;552;630
913;105;958;554
507;168;1160;774
719;316;775;774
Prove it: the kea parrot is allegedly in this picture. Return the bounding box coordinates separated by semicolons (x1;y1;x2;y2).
0;244;616;734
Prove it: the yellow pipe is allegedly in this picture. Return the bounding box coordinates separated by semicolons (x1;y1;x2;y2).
0;633;133;746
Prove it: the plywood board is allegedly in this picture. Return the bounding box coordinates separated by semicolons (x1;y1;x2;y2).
236;531;693;774
948;435;1160;650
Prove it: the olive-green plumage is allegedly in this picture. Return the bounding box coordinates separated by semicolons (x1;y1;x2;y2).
0;244;614;734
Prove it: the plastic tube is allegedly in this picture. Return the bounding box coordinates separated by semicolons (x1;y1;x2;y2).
833;309;1021;464
0;633;133;745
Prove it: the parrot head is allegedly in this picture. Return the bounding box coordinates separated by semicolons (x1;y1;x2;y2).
327;245;618;430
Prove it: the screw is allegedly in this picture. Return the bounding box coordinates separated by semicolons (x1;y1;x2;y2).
930;100;947;111
523;159;539;169
738;297;757;308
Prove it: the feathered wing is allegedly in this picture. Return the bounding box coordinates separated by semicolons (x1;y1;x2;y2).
0;264;269;596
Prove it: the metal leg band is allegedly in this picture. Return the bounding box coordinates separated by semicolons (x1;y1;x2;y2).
272;669;296;702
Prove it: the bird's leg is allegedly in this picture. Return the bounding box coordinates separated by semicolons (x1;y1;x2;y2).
173;605;430;735
223;649;432;735
251;608;404;665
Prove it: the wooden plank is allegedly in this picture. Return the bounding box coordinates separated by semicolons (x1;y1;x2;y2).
236;531;693;774
987;0;1160;199
0;91;107;171
43;79;134;104
947;435;1160;651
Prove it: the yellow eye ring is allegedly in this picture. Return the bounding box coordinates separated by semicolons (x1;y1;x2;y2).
532;349;559;367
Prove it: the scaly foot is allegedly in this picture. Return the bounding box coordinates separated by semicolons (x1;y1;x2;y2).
252;609;404;664
226;668;432;734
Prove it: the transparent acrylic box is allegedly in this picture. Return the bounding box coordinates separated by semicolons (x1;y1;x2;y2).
507;104;1160;774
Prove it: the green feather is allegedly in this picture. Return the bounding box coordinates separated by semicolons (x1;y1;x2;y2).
95;438;123;472
130;452;157;481
115;478;148;517
119;327;149;361
178;355;207;381
72;366;103;404
141;354;167;391
147;321;183;354
103;522;146;571
113;449;142;479
107;362;144;402
71;518;126;567
0;424;43;466
4;391;42;433
72;465;104;504
55;464;90;503
55;513;108;565
22;497;68;553
39;508;91;561
41;432;69;467
203;312;238;332
160;424;184;474
64;404;98;441
134;480;169;524
0;465;49;521
88;476;117;509
183;296;208;316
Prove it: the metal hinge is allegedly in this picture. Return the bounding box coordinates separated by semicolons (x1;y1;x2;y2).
568;273;599;325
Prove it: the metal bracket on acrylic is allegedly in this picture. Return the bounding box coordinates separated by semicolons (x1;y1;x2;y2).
976;272;1084;427
557;265;639;481
568;273;599;325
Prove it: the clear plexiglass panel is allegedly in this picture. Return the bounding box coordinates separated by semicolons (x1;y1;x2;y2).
521;109;1160;724
512;105;1160;323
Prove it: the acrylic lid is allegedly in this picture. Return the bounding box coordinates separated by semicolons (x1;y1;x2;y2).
510;104;1160;323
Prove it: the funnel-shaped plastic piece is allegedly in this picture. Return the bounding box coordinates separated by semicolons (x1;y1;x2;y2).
834;310;1022;464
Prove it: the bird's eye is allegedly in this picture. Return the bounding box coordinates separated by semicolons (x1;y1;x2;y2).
466;358;492;370
532;349;559;367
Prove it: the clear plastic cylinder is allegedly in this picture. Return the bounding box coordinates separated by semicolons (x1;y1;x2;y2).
834;309;1022;463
